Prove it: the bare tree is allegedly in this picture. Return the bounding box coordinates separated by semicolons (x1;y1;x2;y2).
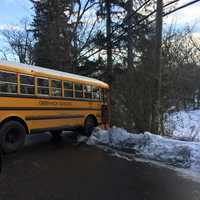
69;0;100;70
0;49;8;60
162;24;200;115
1;19;34;64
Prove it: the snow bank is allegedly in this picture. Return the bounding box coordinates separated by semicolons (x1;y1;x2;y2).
87;128;200;171
165;110;200;141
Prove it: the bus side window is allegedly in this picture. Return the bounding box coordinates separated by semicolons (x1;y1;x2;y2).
37;78;50;96
103;89;108;102
51;80;62;97
20;75;35;95
84;85;92;99
100;89;104;100
75;84;83;98
99;88;103;101
0;71;17;94
64;81;73;97
93;87;101;100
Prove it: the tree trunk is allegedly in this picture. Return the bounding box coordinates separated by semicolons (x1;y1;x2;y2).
127;0;134;70
106;0;112;83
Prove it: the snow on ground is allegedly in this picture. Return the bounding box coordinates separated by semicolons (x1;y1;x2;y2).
165;110;200;142
86;109;200;173
87;128;200;172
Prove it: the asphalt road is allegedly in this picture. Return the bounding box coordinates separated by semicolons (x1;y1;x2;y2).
0;132;200;200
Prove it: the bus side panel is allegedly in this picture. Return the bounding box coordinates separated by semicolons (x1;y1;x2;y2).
0;97;102;132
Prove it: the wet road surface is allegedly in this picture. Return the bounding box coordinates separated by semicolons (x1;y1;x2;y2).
0;132;200;200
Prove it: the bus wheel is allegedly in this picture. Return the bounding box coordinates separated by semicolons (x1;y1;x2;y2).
84;116;97;137
51;130;62;142
0;121;26;153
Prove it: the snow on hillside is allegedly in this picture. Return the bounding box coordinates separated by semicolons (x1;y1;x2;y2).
87;128;200;172
165;110;200;141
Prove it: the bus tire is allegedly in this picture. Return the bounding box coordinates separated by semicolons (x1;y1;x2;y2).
0;121;26;153
51;130;62;142
84;116;97;137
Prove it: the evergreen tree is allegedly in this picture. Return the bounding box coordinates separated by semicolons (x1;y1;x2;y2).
31;0;74;72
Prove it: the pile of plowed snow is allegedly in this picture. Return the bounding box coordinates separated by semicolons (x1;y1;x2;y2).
87;128;200;172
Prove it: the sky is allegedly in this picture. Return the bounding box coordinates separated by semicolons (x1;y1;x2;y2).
0;0;199;59
0;0;33;29
164;0;200;33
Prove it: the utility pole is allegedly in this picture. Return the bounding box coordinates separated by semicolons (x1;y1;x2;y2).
106;0;112;83
152;0;163;133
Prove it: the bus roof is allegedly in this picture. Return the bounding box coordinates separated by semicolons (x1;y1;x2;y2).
0;61;109;89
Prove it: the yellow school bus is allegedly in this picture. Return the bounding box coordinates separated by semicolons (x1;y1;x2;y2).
0;61;110;153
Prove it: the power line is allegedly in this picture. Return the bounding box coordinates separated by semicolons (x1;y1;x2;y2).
80;0;199;61
116;0;200;44
111;0;178;35
110;0;179;48
112;0;152;33
79;0;153;60
80;0;179;60
163;0;200;16
79;9;157;61
79;0;177;61
110;0;180;43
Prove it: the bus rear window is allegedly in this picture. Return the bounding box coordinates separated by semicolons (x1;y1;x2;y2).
0;71;17;94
